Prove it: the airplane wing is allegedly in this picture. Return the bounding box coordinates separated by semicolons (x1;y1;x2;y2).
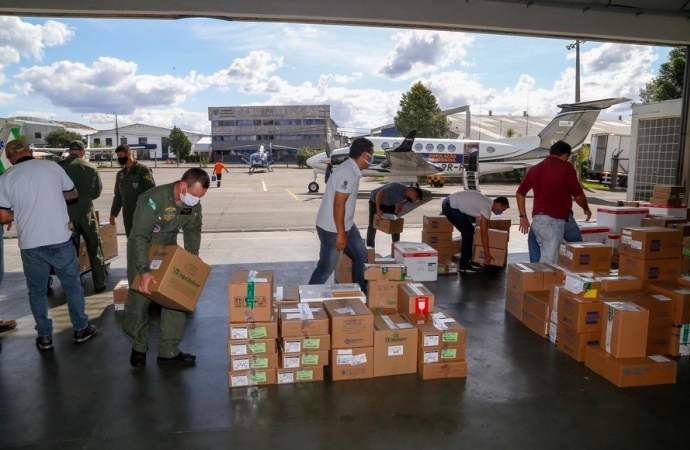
381;130;445;175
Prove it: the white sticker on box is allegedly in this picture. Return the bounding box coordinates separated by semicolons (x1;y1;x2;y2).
277;372;294;384
334;306;355;315
336;355;353;365
559;244;566;255
298;303;314;320
351;353;367;365
275;286;284;301
381;315;397;329
424;351;439;364
621;235;632;244
150;259;162;270
515;263;533;272
114;303;124;311
284;341;301;353
566;250;574;260
631;240;643;250
674;289;690;295
283;356;300;369
648;355;671;363
388;345;404;356
232;358;250;371
650;294;672;302
230;344;248;356
231;375;249;387
605;305;613;354
397;323;414;329
409;283;426;295
424;335;440;346
230;327;248;339
286;313;302;320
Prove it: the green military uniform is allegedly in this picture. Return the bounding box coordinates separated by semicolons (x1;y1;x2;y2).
58;154;105;290
122;182;202;358
110;161;155;237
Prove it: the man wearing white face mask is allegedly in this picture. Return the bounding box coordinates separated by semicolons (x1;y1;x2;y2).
441;191;510;273
123;168;210;368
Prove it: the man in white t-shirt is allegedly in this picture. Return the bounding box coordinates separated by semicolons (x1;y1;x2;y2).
0;141;97;351
308;137;374;291
441;190;510;273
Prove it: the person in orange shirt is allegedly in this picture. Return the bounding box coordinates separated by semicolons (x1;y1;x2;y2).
213;159;229;188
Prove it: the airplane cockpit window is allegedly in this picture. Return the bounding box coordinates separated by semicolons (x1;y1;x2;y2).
448;144;457;153
382;142;390;150
415;143;423;152
425;144;434;151
437;144;445;152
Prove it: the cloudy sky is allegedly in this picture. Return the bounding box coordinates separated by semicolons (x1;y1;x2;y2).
0;15;672;136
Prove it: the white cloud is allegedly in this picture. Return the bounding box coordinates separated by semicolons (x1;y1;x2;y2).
202;51;284;89
15;57;203;114
378;30;474;79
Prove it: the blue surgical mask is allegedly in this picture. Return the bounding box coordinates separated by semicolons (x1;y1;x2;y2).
492;208;503;215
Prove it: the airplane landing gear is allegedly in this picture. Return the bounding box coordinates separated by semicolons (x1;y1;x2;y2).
308;170;320;192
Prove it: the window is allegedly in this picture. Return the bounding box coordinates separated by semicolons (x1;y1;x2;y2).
415;143;423;152
34;132;41;139
436;144;445;152
275;119;302;126
138;137;147;145
303;119;325;125
382;142;391;150
263;120;274;126
425;144;434;151
448;144;457;153
121;138;127;145
93;138;101;145
106;138;113;146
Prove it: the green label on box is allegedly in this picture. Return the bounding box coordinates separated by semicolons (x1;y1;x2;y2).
249;342;267;353
441;348;457;359
302;354;320;365
249;327;267;339
249;372;267;383
442;331;458;342
251;358;269;369
303;338;320;349
296;370;314;381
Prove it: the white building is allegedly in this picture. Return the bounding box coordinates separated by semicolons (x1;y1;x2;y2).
88;123;208;160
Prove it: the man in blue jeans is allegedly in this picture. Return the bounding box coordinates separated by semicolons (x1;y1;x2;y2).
528;211;582;262
309;137;374;292
0;141;97;351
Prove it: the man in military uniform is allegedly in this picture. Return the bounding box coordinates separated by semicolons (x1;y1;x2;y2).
59;140;106;292
109;144;156;237
123;168;209;368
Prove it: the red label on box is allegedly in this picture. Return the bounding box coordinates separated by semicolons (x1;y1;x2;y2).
415;297;430;314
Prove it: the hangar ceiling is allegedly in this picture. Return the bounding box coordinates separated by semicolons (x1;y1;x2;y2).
0;0;689;45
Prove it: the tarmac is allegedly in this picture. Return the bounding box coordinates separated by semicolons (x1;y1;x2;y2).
0;164;689;449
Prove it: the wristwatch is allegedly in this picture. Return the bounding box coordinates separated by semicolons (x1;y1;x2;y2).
519;214;527;218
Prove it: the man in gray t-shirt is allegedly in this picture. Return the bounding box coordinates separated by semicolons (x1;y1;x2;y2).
366;182;422;248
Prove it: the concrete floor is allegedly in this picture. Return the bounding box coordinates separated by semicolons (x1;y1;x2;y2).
1;227;689;449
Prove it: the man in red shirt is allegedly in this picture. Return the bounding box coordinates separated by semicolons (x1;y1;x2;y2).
516;141;591;264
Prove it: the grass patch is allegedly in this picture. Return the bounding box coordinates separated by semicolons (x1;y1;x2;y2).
581;180;610;191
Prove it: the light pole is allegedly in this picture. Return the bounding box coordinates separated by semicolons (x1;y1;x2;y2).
566;40;585;102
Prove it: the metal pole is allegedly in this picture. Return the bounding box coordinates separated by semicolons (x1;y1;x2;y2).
575;40;581;102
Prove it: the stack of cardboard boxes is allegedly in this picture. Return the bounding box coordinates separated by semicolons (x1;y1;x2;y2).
277;303;330;383
472;225;509;267
365;263;407;312
421;215;455;275
618;227;683;282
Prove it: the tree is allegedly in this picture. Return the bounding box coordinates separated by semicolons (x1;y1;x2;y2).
639;47;685;103
45;129;85;148
505;128;517;137
394;82;449;138
167;126;192;162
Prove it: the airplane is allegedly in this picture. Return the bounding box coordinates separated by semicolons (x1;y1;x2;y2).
305;97;630;193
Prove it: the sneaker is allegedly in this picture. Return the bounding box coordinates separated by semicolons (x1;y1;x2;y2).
470;262;482;269
36;335;53;351
130;349;147;368
0;319;17;333
157;351;196;365
459;265;477;274
74;324;97;343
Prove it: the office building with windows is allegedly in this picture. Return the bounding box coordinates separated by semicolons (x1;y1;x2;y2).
208;105;338;160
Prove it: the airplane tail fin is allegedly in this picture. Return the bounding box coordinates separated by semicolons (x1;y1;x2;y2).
390;130;417;153
537;97;630;150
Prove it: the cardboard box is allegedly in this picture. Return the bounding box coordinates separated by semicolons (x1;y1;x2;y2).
649;197;685;207
584;346;676;388
645;280;690;324
281;334;331;353
558;294;603;333
422;230;453;248
563;272;601;301
298;284;365;303
99;222;118;261
618;255;681;282
505;263;545;321
132;245;211;312
76;240;89;272
472;246;507;267
228;317;279;341
423;215;454;232
418;344;466;364
229;353;279;372
397;282;434;315
276;367;324;384
472;228;509;250
653;185;685;200
415;313;466;348
228;269;273;322
670;324;690;356
392;242;438;282
521;308;549;337
489;218;512;234
113;279;128;311
279;304;330;337
601;302;649;358
417;360;468;380
367;279;406;310
643;215;687;228
228;369;276;388
619;227;683;260
373;313;418;377
331;347;374;381
436;248;453;263
647;327;674;356
557;324;600;362
523;291;550;322
227;338;278;357
374;216;404;234
324;298;374;348
593;274;643;293
557;242;612;272
334;253;352;283
274;285;300;305
363;263;407;281
627;293;674;329
279;350;330;369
